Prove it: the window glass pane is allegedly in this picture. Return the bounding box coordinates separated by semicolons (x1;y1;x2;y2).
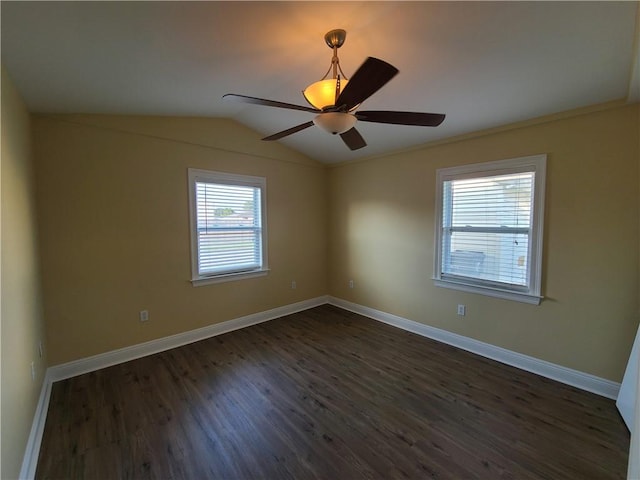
444;231;529;286
195;181;262;275
447;173;533;229
442;171;534;289
198;229;261;274
196;183;260;231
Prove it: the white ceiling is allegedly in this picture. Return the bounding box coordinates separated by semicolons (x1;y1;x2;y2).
2;1;638;164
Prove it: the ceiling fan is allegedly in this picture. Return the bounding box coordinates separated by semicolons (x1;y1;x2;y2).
223;29;445;151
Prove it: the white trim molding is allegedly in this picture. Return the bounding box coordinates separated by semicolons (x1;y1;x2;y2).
328;296;620;400
49;296;328;382
433;154;546;305
19;370;54;480
433;278;543;305
187;168;268;285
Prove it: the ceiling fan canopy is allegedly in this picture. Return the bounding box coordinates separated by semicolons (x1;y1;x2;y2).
223;29;445;151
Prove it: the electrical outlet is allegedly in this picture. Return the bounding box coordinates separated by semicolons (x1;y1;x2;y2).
139;310;149;322
291;280;297;289
457;304;466;316
349;279;354;289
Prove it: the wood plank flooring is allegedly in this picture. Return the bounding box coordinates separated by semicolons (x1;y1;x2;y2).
36;304;630;479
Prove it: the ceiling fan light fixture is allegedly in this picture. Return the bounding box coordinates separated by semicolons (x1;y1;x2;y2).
303;78;349;110
313;112;356;135
302;29;352;110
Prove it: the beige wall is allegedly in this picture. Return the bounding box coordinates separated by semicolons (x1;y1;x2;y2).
1;67;48;479
32;114;327;365
328;103;640;382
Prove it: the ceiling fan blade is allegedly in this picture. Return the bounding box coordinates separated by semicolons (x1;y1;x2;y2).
262;121;315;141
223;94;319;113
335;57;399;111
340;127;367;151
356;110;445;127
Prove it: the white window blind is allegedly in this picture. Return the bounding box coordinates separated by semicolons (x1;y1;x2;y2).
434;155;546;304
188;169;267;285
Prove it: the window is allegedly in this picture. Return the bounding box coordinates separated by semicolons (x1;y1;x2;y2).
188;169;267;285
433;155;546;304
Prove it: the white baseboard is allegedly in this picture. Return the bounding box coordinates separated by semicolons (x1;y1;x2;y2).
20;295;328;479
19;369;53;480
327;296;621;400
22;294;621;479
49;296;329;382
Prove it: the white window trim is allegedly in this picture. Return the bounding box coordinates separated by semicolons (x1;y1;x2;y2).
433;154;546;305
188;168;268;286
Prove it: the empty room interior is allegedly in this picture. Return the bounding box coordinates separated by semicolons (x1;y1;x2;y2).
2;2;640;479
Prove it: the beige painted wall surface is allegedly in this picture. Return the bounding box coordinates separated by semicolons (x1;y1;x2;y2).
33;115;327;365
1;66;47;479
328;103;640;382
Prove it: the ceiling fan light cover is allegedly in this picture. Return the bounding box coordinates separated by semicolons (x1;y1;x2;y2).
303;78;349;110
313;112;356;135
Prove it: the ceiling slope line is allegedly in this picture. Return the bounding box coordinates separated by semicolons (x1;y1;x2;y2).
327;99;633;169
35;115;325;170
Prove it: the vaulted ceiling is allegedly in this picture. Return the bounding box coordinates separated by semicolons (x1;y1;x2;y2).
2;1;638;164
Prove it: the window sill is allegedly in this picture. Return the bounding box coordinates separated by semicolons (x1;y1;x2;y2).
192;268;269;287
433;278;542;305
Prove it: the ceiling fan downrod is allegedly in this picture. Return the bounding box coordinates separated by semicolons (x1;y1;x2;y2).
324;29;348;82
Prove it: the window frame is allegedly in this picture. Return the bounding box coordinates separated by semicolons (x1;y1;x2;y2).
188;168;268;286
433;154;546;305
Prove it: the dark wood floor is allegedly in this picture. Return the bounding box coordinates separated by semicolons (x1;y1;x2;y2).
36;304;630;479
